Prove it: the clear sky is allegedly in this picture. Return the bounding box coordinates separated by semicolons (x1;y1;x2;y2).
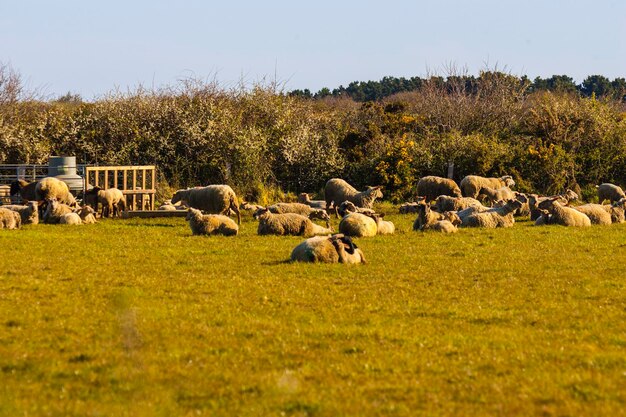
1;0;625;99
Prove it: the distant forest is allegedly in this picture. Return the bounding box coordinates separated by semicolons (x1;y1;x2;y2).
289;74;626;102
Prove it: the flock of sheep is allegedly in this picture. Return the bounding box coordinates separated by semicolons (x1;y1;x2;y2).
3;174;626;265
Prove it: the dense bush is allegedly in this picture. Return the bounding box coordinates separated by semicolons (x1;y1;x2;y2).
1;69;626;201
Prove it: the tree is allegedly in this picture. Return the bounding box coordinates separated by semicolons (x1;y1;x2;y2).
580;75;613;98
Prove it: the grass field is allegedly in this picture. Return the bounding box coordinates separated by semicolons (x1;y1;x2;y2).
1;207;625;416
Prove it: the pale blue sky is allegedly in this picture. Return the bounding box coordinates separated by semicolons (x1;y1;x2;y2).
1;0;624;99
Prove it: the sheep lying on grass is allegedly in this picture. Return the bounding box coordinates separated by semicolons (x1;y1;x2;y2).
1;201;39;225
337;201;376;218
338;212;378;237
36;177;77;206
371;213;395;235
43;199;75;224
461;200;523;228
60;212;82;225
414;204;459;233
290;234;366;264
596;183;626;204
172;185;241;224
10;180;38;203
537;198;591;227
608;198;626;223
298;193;326;210
85;187;126;218
398;198;427;214
573;204;613;225
75;205;97;224
528;190;579;221
186;208;238;236
0;207;21;229
267;203;330;227
240;201;265;212
254;208;332;237
324;179;382;217
416;176;462;202
460;175;515;198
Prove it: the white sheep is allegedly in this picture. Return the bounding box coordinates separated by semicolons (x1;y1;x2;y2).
267;202;330;227
479;186;515;205
85;187;127;218
186;208;238;236
596;183;626;204
172;185;241;224
0;201;39;225
433;195;482;212
537;198;591;227
461;200;522;228
338;212;378;237
0;207;21;229
254;208;332;237
43;199;75;224
60;212;83;225
337;200;376;218
573;204;613;225
416;176;462;202
297;193;327;210
324;179;382;217
460;175;515;198
290;234;366;264
35;177;77;206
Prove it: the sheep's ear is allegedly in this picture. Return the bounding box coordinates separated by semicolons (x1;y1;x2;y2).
379;213;385;218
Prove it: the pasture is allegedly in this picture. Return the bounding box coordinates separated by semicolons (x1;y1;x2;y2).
1;208;625;416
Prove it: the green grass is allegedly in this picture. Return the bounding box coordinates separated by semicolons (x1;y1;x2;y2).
1;206;625;416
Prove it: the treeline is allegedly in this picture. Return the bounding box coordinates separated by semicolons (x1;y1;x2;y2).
290;74;626;103
1;66;626;203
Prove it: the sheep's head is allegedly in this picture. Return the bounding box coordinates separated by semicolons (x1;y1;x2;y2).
10;180;28;196
298;193;310;203
171;190;185;205
367;186;383;200
537;197;560;212
443;211;462;226
514;192;528;203
309;209;330;222
253;207;269;219
501;175;515;188
563;189;579;202
185;207;202;221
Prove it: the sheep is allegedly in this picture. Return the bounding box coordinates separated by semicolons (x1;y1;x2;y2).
424;212;462;233
338;212;378;237
0;201;39;224
461;200;523;228
324;179;383;217
290;234;366;264
528;189;579;221
460;175;515;198
297;193;327;210
186;208;238;236
75;205;97;224
534;209;553;226
608;198;626;223
254;208;332;237
596;183;626;204
240;201;265;212
84;187;126;218
158;203;177;211
337;200;376;218
0;207;21;229
537;198;591;227
433;195;482;212
572;204;613;225
416;176;462;202
398;198;427;214
35;177;77;206
9;179;38;203
171;185;241;225
43;199;75;224
412;203;445;231
369;213;395;235
513;192;531;217
479;186;515;205
267;202;331;227
60;212;82;225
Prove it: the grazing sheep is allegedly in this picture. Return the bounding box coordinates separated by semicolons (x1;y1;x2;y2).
413;203;446;231
85;186;127;218
60;212;82;225
0;201;39;225
338;212;378;237
416;176;462;202
460;175;515;198
324;179;382;217
254;208;332;237
461;200;523;228
0;207;21;229
433;195;482;212
596;183;626;204
537;198;591;227
297;193;327;210
573;204;613;225
43;199;75;224
528;189;579;221
290;234;366;264
479;186;515;205
9;180;38;203
186;208;238;236
35;177;77;206
172;185;241;225
267;203;330;227
337;200;377;218
75;205;97;224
